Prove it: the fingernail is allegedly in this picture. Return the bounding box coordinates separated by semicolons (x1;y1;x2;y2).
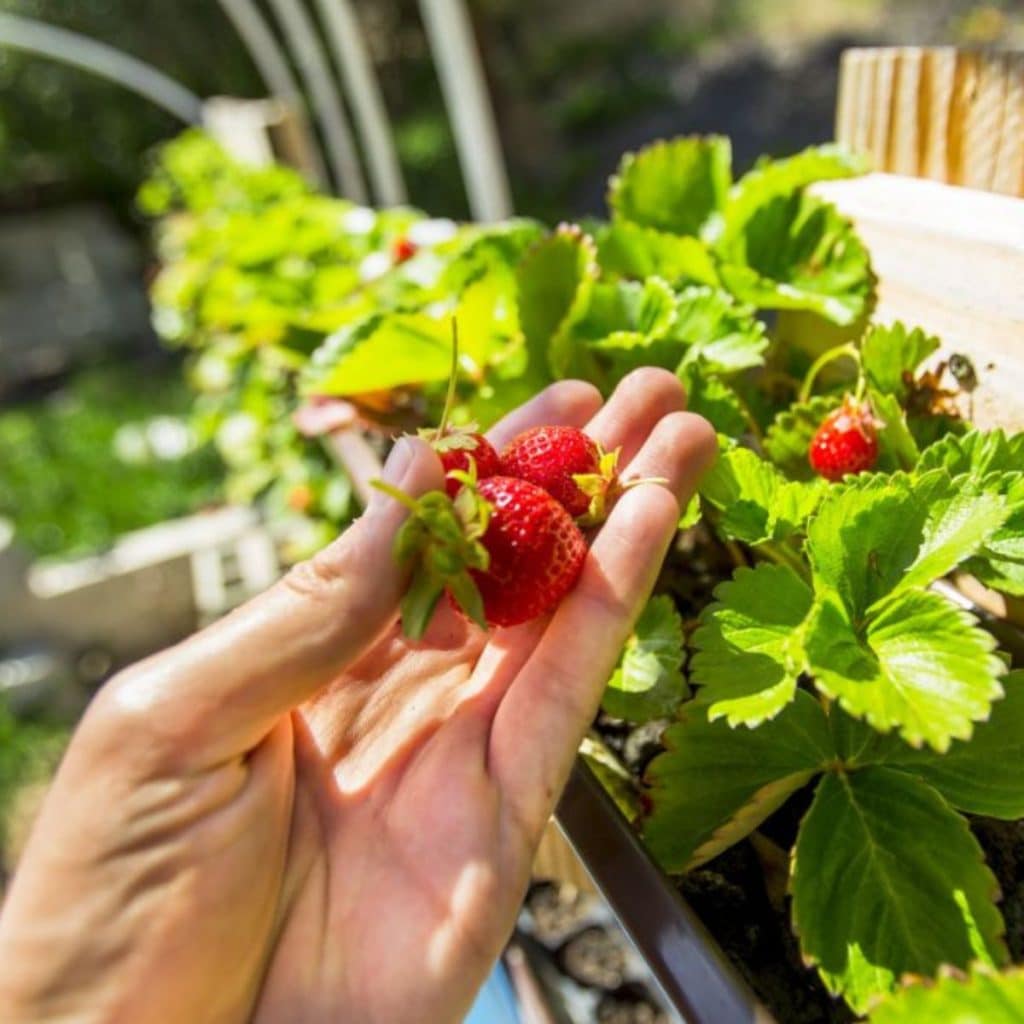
368;436;415;511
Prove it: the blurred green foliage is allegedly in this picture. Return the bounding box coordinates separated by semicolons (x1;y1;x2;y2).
0;363;223;558
0;699;67;857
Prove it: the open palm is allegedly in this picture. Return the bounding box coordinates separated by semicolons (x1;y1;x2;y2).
0;369;715;1024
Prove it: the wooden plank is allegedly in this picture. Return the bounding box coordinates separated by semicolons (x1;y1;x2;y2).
889;47;925;177
813;173;1024;432
837;47;1023;196
920;48;957;182
993;53;1024;195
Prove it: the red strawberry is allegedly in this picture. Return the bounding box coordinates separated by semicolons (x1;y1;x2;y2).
501;426;620;523
378;472;587;637
391;235;418;264
438;433;501;498
468;476;587;627
808;398;880;481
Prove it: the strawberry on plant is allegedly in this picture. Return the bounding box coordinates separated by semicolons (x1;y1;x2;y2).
501;425;621;523
377;471;586;637
391;235;418;264
808;397;880;481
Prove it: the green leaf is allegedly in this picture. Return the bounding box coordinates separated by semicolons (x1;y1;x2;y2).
602;596;689;723
678;368;748;436
918;429;1024;478
871;390;920;471
853;670;1024;819
303;313;452;395
723;144;868;243
516;225;598;382
690;564;814;726
608;136;732;238
764;395;841;480
580;736;643;822
679;493;702;529
700;445;826;545
862;322;941;398
869;966;1024;1024
644;691;831;870
806;472;1012;619
672;286;768;374
717;192;873;326
804;588;1005;751
595;221;720;286
791;767;1006;1012
558;277;679;385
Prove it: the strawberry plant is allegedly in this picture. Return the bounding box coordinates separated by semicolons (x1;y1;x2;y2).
141;130;1024;1019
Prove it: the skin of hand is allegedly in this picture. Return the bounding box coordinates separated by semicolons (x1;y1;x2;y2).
0;369;716;1024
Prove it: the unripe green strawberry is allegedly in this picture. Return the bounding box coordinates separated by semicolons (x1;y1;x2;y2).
501;426;620;523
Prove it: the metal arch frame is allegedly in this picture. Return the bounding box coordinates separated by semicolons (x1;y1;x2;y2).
215;0;328;188
417;0;513;221
314;0;407;207
0;12;202;124
265;0;367;202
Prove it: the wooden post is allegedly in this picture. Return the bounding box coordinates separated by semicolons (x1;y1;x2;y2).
835;47;1024;196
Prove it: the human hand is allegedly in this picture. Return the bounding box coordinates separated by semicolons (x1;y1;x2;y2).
0;369;716;1024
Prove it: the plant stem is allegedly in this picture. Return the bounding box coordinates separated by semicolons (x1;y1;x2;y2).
756;540;810;580
798;343;861;404
435;317;460;439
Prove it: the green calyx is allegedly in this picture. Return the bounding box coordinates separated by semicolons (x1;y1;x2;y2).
573;446;622;527
372;464;493;640
573;445;669;527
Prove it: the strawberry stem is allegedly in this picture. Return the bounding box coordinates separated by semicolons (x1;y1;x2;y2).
369;478;419;511
799;343;861;404
435;317;460;442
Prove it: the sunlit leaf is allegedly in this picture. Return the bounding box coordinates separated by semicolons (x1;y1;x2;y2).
792;767;1006;1012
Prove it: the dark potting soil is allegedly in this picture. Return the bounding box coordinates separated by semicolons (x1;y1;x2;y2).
971;816;1024;963
677;839;855;1024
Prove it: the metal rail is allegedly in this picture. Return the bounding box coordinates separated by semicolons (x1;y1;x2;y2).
266;0;367;201
0;13;202;124
315;0;407;206
555;760;775;1024
216;0;328;187
417;0;513;220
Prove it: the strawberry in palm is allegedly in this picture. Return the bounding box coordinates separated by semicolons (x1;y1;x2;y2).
376;467;586;636
501;426;621;523
436;432;502;498
808;397;880;481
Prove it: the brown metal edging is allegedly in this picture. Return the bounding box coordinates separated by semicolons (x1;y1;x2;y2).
555;759;776;1024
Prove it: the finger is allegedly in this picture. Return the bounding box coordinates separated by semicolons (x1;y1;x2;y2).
486;380;602;449
488;412;717;835
96;437;445;766
583;367;686;466
459;369;692;701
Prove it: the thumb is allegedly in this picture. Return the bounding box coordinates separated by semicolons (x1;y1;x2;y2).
102;436;445;764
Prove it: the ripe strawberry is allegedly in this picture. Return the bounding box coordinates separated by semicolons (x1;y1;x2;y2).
437;433;501;498
808;398;880;481
468;476;587;627
378;472;587;637
391;235;418;264
501;426;620;523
